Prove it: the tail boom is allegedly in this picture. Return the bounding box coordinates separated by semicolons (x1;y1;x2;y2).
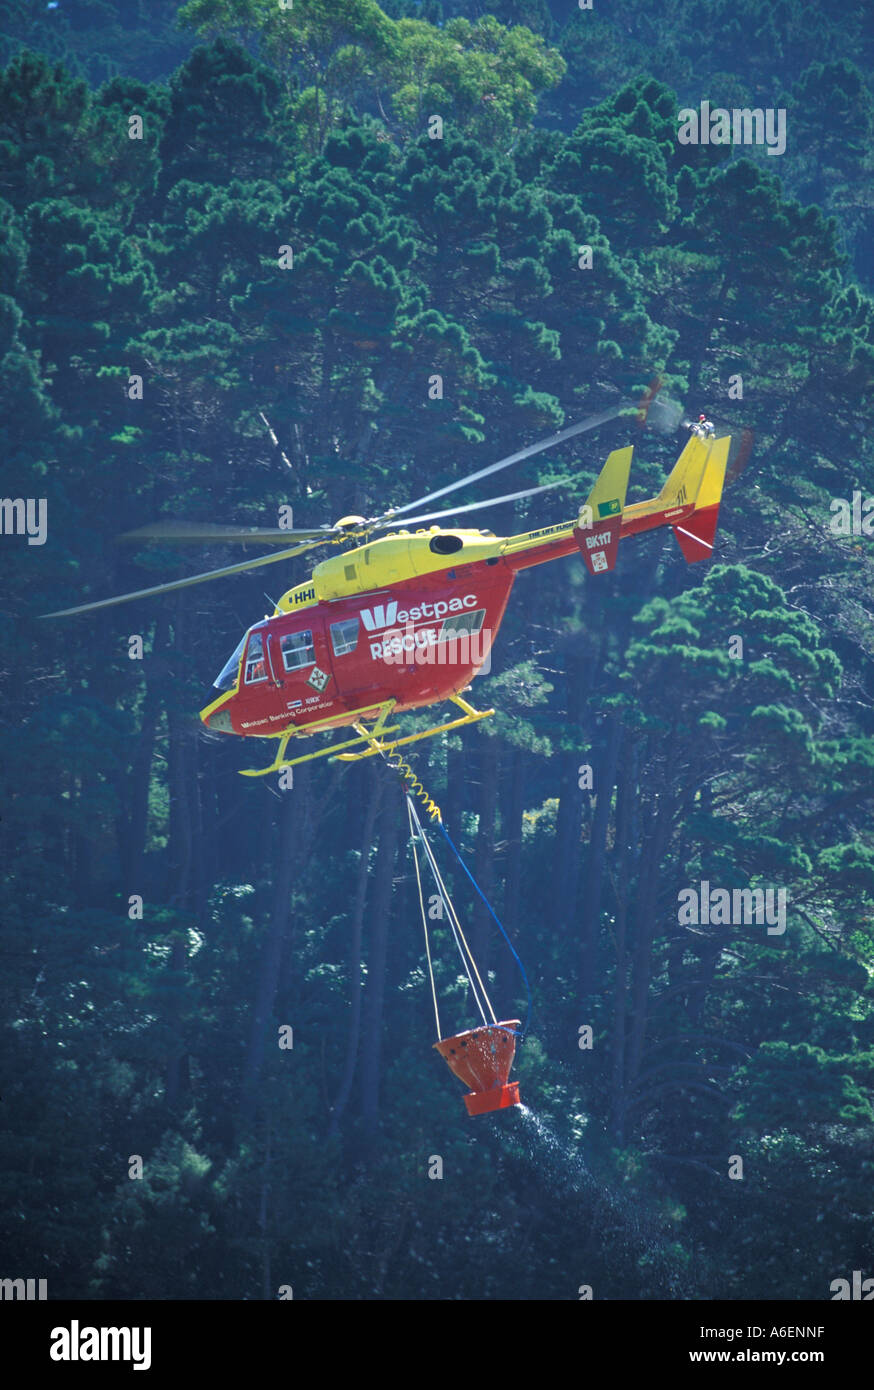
499;434;730;573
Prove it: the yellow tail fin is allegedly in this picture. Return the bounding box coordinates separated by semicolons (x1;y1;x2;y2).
670;435;731;563
574;446;633;576
656;433;711;509
578;445;633;527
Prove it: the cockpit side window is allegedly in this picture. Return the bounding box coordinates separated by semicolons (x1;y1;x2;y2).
244;632;267;684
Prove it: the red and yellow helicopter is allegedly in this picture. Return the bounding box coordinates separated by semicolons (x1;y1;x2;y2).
44;407;730;776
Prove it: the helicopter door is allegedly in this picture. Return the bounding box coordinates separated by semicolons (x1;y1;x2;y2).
269;617;336;714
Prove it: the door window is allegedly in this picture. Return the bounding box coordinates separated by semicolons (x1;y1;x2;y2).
330;617;359;656
438;608;485;640
280;630;315;672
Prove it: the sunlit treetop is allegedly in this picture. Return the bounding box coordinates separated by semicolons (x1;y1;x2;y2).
178;0;565;152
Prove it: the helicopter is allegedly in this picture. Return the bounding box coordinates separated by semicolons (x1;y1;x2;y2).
43;407;731;777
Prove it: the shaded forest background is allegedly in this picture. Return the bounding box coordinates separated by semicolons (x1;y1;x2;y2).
1;0;873;1299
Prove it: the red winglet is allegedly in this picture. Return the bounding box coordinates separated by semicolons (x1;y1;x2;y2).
671;503;721;563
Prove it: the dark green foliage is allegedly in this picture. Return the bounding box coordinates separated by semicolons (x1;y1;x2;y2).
1;0;873;1303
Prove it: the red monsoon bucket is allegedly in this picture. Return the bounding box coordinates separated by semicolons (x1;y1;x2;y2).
434;1020;522;1116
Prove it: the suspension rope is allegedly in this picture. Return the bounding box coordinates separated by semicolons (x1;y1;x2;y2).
438;820;532;1038
360;732;488;1023
361;726;527;1036
407;796;441;1038
408;795;494;1034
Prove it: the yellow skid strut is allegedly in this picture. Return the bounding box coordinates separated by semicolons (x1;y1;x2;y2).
334;695;494;762
238;700;398;776
238;695;494;777
333;695;494;821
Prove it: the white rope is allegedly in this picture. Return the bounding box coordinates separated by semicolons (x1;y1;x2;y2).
408;798;486;1024
407;796;497;1027
407;796;442;1038
409;799;487;1027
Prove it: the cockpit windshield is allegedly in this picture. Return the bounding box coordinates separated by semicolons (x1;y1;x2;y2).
213;632;248;691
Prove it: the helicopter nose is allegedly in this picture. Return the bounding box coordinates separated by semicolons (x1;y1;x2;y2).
201;704;234;734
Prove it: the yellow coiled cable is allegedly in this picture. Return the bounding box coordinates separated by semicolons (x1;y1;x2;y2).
382;744;442;823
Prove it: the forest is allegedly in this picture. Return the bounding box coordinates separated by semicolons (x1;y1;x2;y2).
1;0;873;1302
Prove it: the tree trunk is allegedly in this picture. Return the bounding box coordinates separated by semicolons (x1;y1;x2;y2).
259;1118;273;1301
360;782;402;1131
472;735;499;970
237;786;298;1131
608;729;634;1142
688;269;730;397
329;765;382;1136
442;742;467;841
552;636;588;936
118;614;169;889
498;748;524;1008
578;716;621;1001
165;601;194;1110
626;776;676;1090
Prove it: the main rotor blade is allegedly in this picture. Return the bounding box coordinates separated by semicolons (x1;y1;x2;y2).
259;410;293;469
120;520;327;545
384;479;571;529
40;536;336;618
372;406;623;525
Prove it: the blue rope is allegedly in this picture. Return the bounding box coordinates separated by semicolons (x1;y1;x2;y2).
437;821;532;1038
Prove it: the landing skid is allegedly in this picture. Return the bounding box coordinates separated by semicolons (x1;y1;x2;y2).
238;695;494;776
238;700;398;776
336;695;494;761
